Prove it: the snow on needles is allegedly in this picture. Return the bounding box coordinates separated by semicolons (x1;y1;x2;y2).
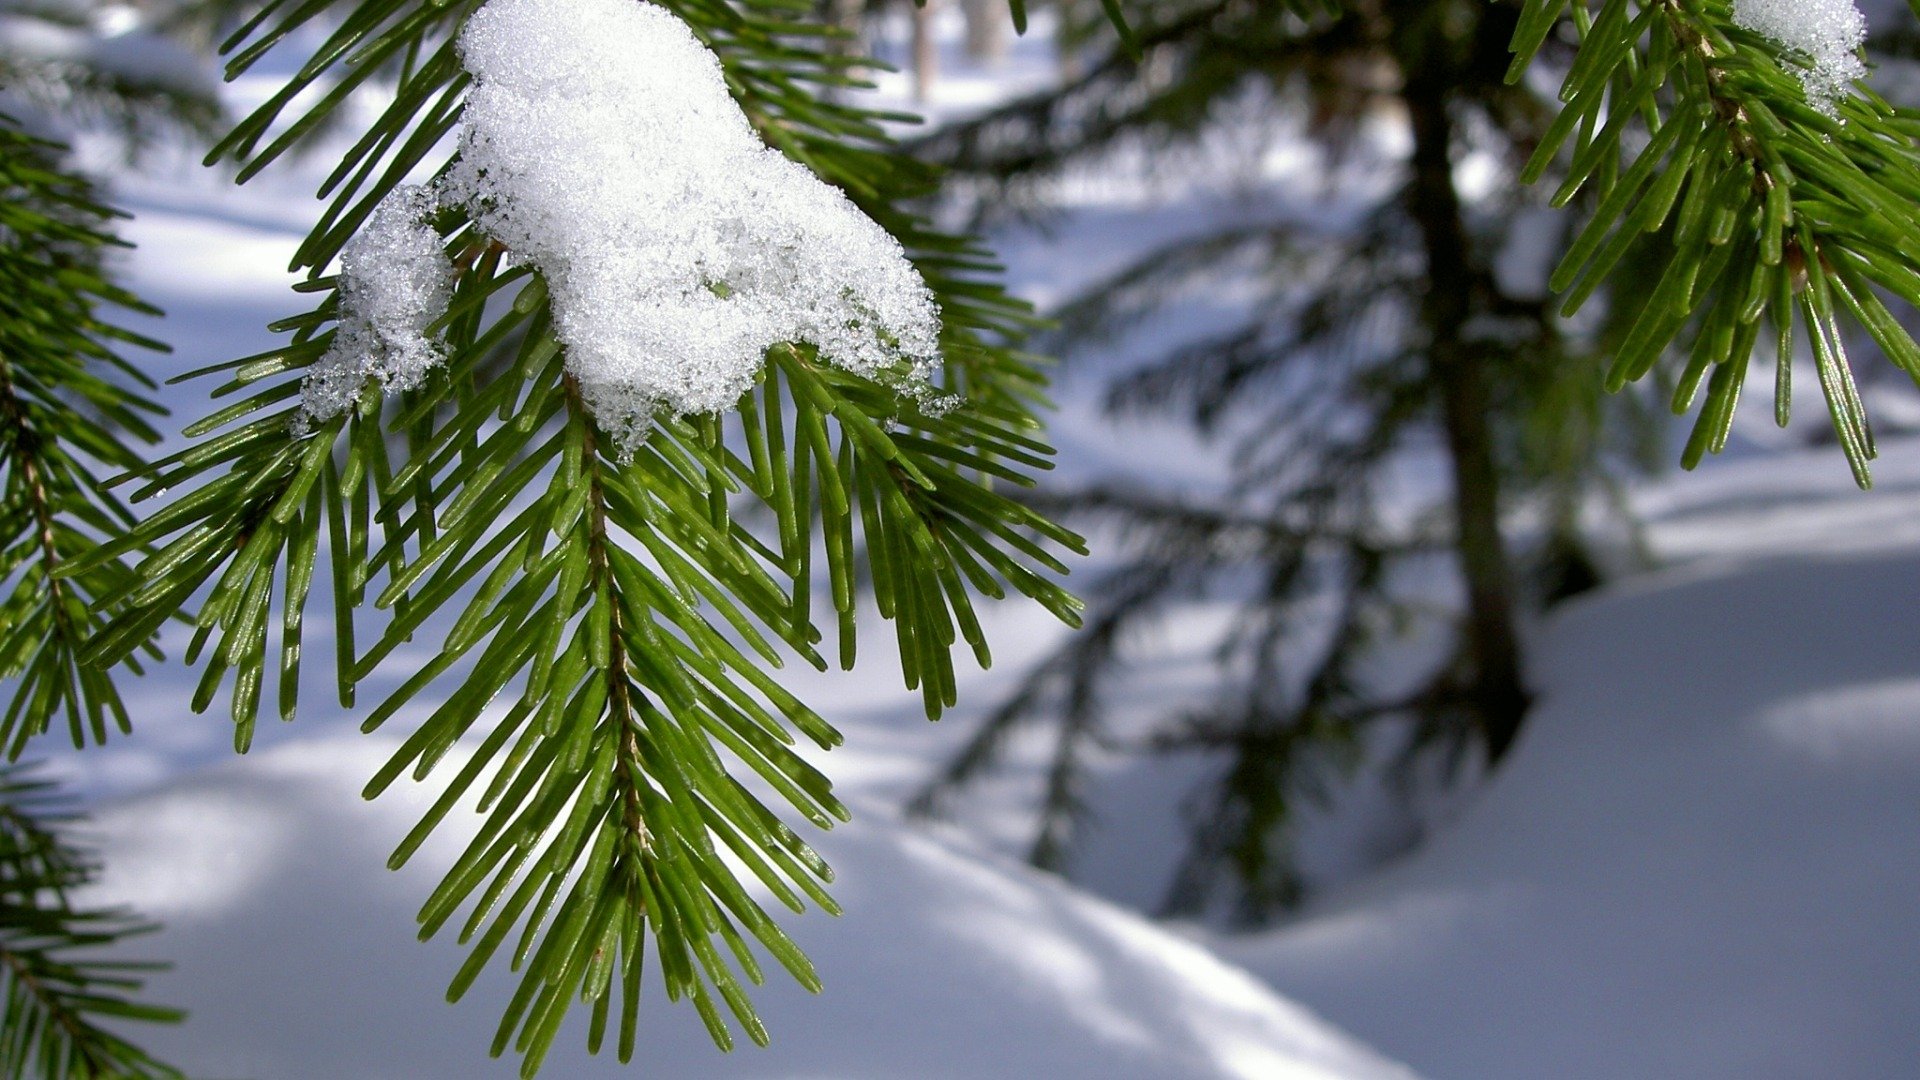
1732;0;1868;117
298;0;944;452
298;187;453;428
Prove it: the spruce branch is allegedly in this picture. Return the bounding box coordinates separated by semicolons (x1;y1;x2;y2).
75;0;1085;1069
931;0;1920;486
0;766;184;1080
908;0;1697;913
1513;0;1920;486
0;118;168;758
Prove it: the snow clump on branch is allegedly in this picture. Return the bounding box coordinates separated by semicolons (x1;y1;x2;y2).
1731;0;1868;117
297;186;453;429
297;0;944;453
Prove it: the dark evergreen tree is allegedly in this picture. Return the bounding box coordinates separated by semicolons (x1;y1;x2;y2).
912;0;1920;918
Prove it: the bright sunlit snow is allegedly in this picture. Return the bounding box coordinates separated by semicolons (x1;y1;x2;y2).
298;186;453;427
81;737;1415;1080
301;0;944;453
1222;506;1920;1079
1733;0;1869;115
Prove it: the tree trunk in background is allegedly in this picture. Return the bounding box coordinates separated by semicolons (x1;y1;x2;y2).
961;0;1007;63
913;0;938;101
1388;0;1532;761
829;0;867;70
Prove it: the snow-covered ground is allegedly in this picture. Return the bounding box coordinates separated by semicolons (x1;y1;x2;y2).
22;8;1920;1078
1224;447;1920;1079
87;737;1413;1080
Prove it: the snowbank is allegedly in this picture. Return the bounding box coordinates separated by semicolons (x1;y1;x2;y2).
1226;543;1920;1079
82;735;1414;1080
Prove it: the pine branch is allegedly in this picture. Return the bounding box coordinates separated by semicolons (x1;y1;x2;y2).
0;117;168;758
911;0;1355;214
910;0;1688;911
0;766;184;1080
72;0;1087;1069
1514;0;1920;486
937;0;1920;485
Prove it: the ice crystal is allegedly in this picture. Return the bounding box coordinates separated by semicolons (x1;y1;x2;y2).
1732;0;1868;117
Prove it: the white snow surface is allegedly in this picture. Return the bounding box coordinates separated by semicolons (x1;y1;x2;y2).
1733;0;1869;114
79;736;1415;1080
1223;536;1920;1079
305;0;944;450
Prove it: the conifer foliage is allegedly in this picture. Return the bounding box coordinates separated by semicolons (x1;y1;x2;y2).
0;765;183;1079
56;0;1084;1071
0;117;168;760
1513;0;1920;485
0;114;182;1077
914;0;1920;917
5;0;1920;1073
